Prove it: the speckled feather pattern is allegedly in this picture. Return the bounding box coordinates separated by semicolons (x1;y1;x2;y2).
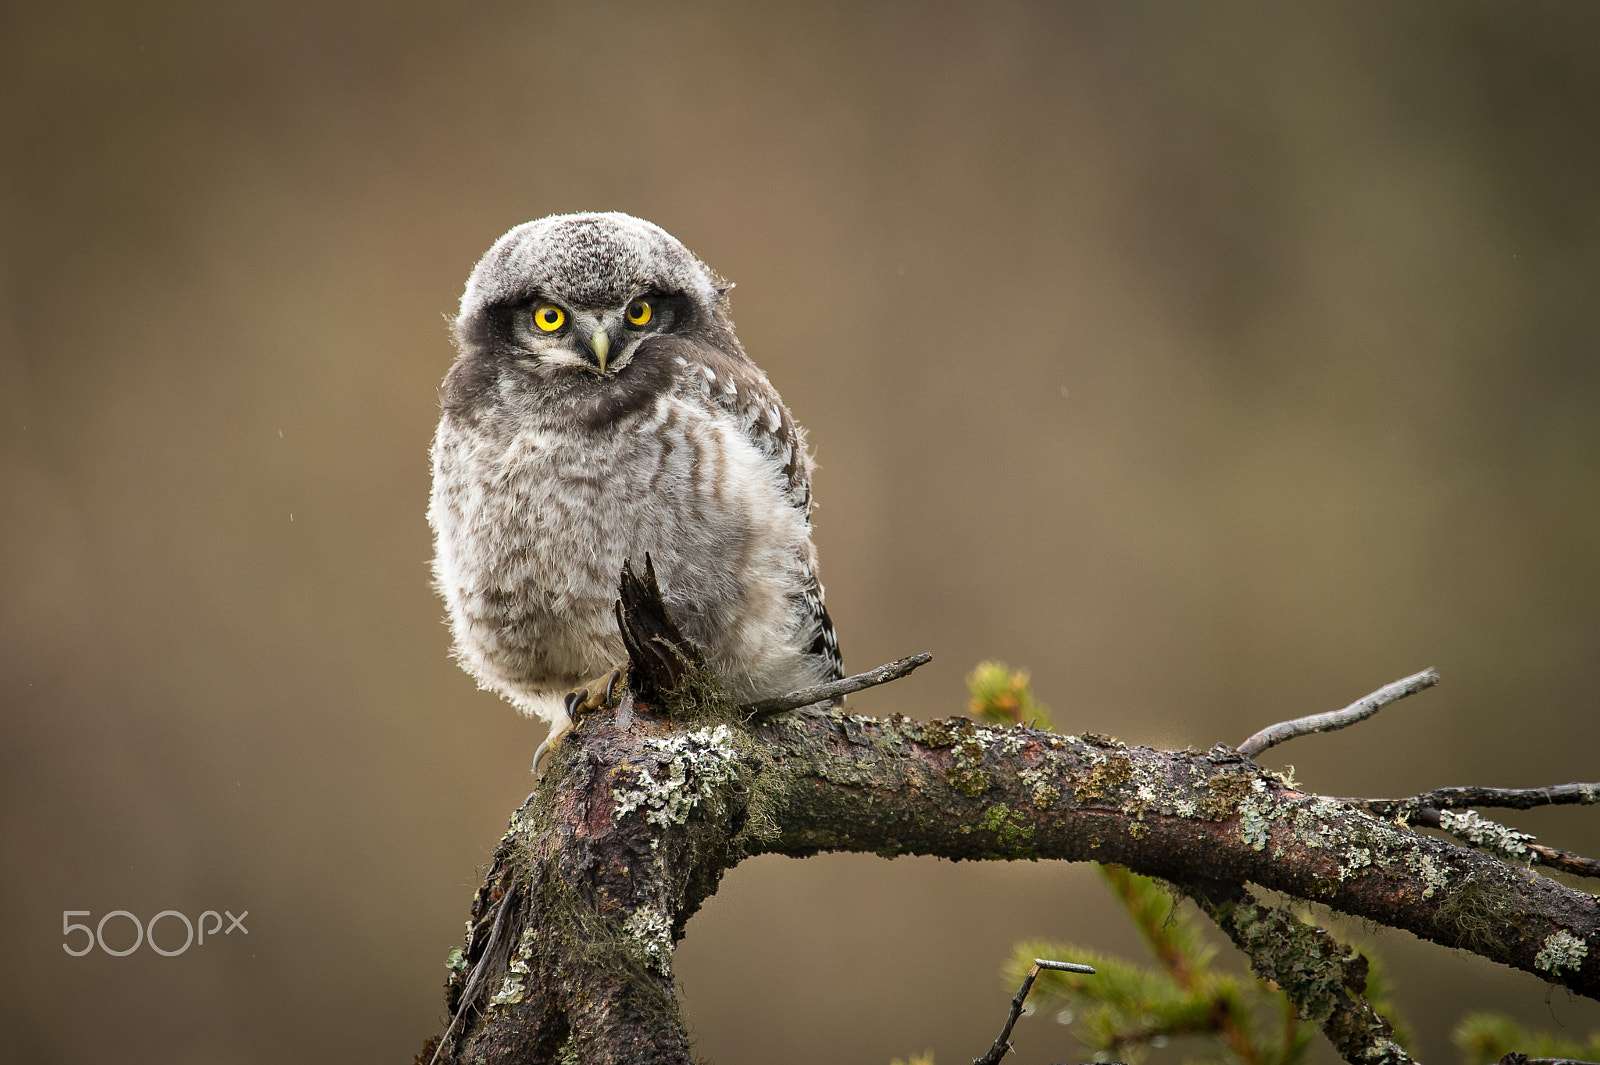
428;213;841;737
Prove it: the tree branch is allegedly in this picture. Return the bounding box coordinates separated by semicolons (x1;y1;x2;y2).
1391;807;1600;880
425;581;1600;1065
430;702;1600;1063
1237;669;1440;758
1353;783;1600;817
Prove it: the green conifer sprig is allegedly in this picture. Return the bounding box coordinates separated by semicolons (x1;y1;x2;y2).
967;661;1052;731
1005;866;1315;1065
1453;1012;1600;1064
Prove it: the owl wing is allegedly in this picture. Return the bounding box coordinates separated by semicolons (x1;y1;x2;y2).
674;340;845;684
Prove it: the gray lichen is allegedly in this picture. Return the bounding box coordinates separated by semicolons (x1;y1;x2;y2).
1339;846;1373;881
1240;804;1272;851
1439;808;1534;861
623;906;675;977
488;974;525;1006
612;723;742;833
1074;750;1133;804
1534;929;1588;975
948;735;993;798
1403;850;1451;899
1361;1037;1410;1065
1019;765;1060;810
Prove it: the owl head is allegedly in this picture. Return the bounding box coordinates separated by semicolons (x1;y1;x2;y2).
452;213;734;383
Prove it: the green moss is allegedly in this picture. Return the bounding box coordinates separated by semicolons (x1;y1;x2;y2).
527;861;684;1035
661;661;739;721
978;802;1036;858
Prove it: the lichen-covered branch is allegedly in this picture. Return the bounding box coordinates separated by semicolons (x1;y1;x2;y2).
741;712;1599;995
1183;877;1413;1065
429;693;1600;1064
1344;797;1600;881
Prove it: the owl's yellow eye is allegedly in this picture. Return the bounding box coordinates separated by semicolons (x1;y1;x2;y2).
626;299;652;327
533;304;565;332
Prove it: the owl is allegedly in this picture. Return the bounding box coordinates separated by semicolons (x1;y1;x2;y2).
427;212;842;764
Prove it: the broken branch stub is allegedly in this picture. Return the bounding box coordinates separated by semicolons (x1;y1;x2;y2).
614;554;704;702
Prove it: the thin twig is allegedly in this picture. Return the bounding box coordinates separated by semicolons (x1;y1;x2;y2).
1351;782;1600;818
973;958;1097;1065
742;652;934;715
1527;843;1600;880
1237;668;1439;758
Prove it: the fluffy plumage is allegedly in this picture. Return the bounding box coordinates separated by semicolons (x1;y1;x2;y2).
428;213;842;745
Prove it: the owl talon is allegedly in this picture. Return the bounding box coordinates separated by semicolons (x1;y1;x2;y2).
600;666;624;704
535;669;626;778
532;734;557;777
568;666;625;716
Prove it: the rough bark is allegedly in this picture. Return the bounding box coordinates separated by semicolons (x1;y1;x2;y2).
427;686;1600;1065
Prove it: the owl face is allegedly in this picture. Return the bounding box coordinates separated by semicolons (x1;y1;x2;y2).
453;212;732;383
509;290;692;377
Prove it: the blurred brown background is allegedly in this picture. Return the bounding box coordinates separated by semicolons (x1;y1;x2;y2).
4;2;1599;1062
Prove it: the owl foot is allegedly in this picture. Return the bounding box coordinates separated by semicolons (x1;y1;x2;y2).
530;667;626;777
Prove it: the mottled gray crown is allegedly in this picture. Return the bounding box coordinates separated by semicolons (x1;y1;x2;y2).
460;212;724;317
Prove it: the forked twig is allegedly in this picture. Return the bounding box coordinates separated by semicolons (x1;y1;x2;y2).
1361;804;1600;880
1237;668;1439;758
742;652;934;716
972;958;1097;1065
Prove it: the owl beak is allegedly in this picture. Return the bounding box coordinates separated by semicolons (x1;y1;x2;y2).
588;327;611;373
